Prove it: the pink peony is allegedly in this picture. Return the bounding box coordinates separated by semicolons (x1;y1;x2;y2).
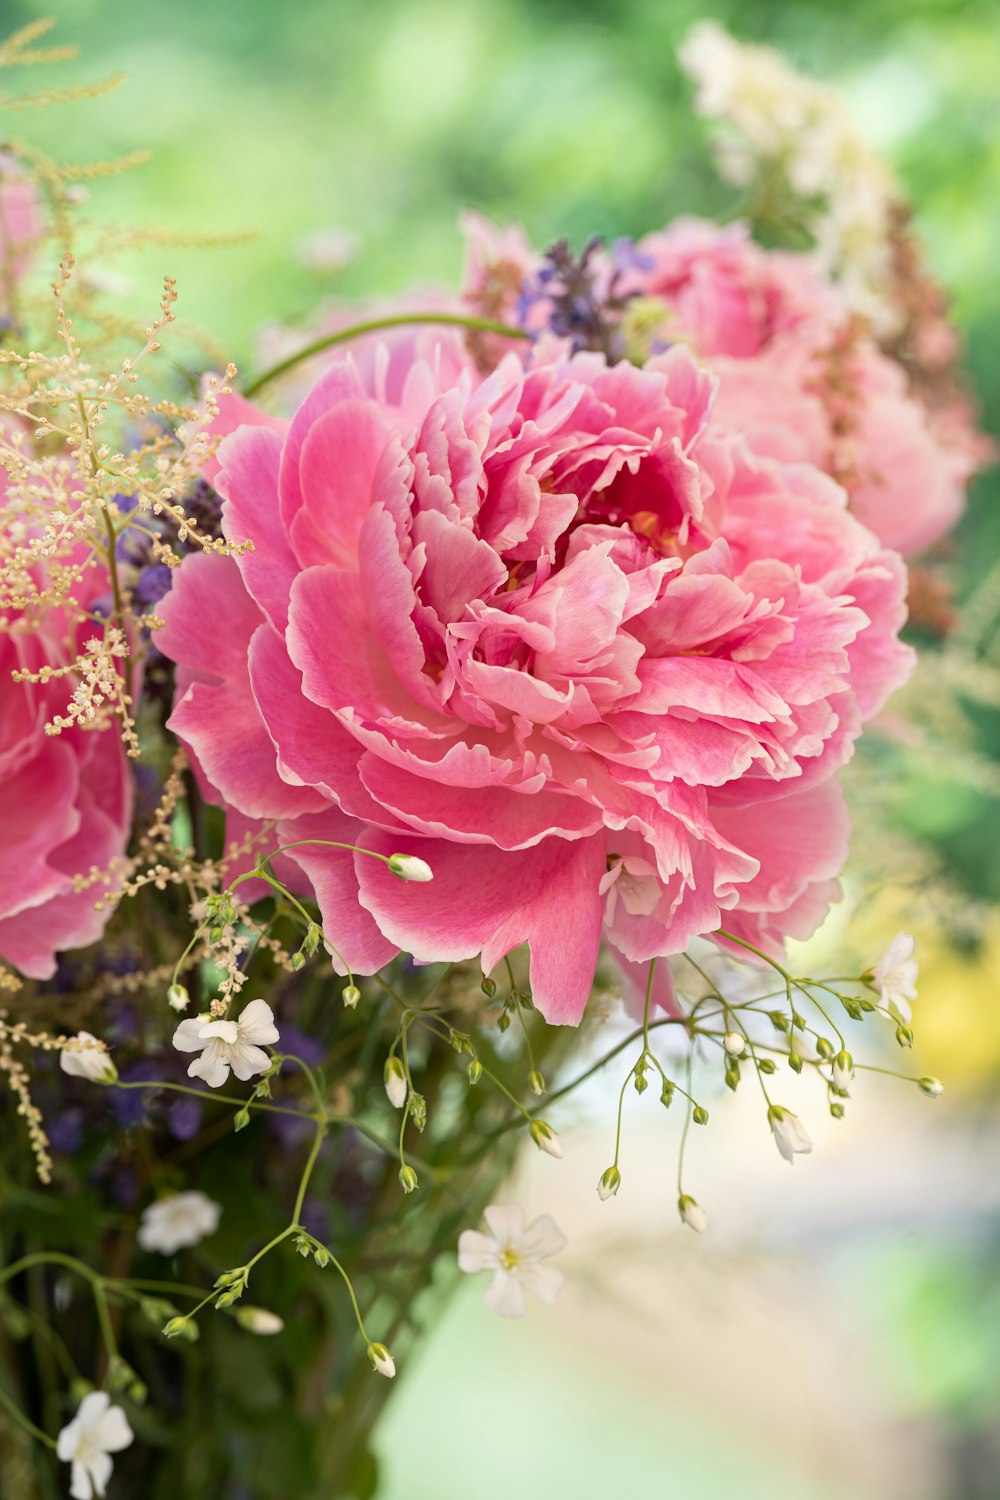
158;344;912;1023
0;484;133;979
624;219;976;556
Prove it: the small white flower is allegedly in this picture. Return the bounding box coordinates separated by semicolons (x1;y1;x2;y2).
768;1106;813;1164
57;1391;133;1500
383;1056;408;1109
529;1120;563;1158
367;1341;396;1378
832;1049;854;1091
137;1191;221;1255
387;853;433;882
172;999;279;1088
873;932;918;1023
678;1194;707;1232
235;1307;285;1336
723;1032;745;1057
458;1204;566;1318
60;1032;117;1085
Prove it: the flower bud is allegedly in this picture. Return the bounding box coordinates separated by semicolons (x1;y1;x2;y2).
161;1316;189;1339
597;1166;621;1201
529;1120;563;1158
678;1194;706;1232
167;983;190;1012
692;1105;709;1125
290;951;307;971
816;1036;834;1059
368;1342;396;1378
529;1070;546;1097
384;1056;407;1109
496;1010;511;1033
723;1032;745;1057
757;1058;776;1075
342;984;361;1009
767;1105;813;1163
895;1023;913;1048
830;1101;845;1119
399;1164;419;1194
788;1052;803;1073
918;1076;944;1098
481;976;497;998
235;1307;284;1336
660;1081;674;1107
466;1058;483;1085
387;853;433;883
832;1050;854;1091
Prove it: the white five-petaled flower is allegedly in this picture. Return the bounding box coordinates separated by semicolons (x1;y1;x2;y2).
172;999;279;1088
768;1106;813;1164
388;853;433;882
137;1191;222;1255
57;1391;133;1500
60;1032;117;1085
458;1204;566;1318
872;932;918;1023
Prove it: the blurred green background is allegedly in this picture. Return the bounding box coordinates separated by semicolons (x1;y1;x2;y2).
5;0;998;1495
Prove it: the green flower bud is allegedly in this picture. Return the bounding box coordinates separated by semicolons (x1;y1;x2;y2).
342;984;361;1009
692;1105;709;1126
597;1166;621;1201
918;1076;944;1098
399;1164;419;1194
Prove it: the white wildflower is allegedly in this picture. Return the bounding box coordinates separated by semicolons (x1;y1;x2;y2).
678;1194;707;1232
60;1032;117;1085
57;1391;133;1500
367;1341;396;1378
458;1204;566;1318
235;1307;285;1336
873;932;918;1023
528;1120;563;1158
172;999;279;1089
383;1056;408;1109
137;1191;221;1255
387;853;433;882
768;1106;813;1164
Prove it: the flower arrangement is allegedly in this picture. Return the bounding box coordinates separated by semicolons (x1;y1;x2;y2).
0;18;990;1499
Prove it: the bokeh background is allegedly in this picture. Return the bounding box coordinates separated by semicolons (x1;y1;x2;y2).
5;1;998;1495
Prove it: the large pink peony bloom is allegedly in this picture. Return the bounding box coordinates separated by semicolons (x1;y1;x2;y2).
158;344;912;1023
0;487;133;979
624;219;977;557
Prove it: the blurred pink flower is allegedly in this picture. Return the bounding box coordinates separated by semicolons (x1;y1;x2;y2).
0;475;133;979
625;218;977;556
159;343;912;1023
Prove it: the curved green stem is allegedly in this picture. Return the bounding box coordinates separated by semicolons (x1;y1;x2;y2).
242;312;531;398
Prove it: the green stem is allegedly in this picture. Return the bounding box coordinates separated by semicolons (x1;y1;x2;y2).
0;1380;56;1450
242;313;531;398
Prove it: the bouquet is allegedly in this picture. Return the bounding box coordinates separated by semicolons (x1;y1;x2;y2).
0;19;990;1499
